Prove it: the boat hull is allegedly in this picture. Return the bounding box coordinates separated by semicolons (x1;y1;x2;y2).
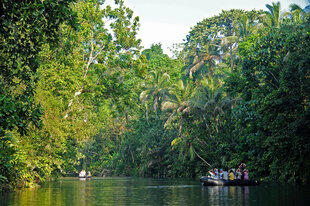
200;176;259;186
79;176;91;178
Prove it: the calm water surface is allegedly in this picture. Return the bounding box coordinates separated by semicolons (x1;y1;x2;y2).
1;177;310;206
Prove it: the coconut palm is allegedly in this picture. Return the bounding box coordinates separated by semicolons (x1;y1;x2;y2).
185;43;220;79
234;14;262;41
163;79;213;166
191;77;239;136
284;4;308;23
140;71;170;121
162;79;195;135
264;2;282;28
221;36;239;72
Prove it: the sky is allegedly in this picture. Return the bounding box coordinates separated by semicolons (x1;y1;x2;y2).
121;0;307;56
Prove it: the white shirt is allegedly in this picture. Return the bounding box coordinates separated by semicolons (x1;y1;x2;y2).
222;171;229;180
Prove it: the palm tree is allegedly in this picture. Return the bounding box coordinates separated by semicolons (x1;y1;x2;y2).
185;43;220;78
191;77;239;135
222;14;264;72
234;14;261;41
264;2;281;28
284;4;308;23
163;79;213;167
221;36;239;72
162;79;196;135
140;71;170;121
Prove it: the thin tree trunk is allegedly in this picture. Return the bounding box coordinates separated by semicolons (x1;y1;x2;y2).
145;103;149;122
164;110;176;128
195;137;207;146
64;29;98;119
178;116;183;136
154;96;158;116
194;150;212;167
230;44;234;72
203;115;213;138
130;151;135;163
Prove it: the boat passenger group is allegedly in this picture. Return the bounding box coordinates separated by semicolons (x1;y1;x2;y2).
209;163;248;181
79;169;91;178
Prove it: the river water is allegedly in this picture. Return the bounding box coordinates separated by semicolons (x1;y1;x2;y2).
1;177;309;206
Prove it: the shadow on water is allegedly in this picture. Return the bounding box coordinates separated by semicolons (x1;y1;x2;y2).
1;177;310;206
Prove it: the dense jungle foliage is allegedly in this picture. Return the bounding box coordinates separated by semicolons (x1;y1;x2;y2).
1;0;310;190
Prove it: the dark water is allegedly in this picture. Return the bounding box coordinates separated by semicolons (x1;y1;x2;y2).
1;177;310;206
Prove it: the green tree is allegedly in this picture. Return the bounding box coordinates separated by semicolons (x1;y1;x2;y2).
140;71;170;118
162;79;195;135
283;4;309;24
0;0;143;188
192;77;236;134
0;0;76;189
264;2;282;28
0;0;76;135
185;9;262;78
226;20;310;182
142;43;184;81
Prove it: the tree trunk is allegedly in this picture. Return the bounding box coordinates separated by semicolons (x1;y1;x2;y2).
230;44;234;73
178;116;183;136
194;150;212;167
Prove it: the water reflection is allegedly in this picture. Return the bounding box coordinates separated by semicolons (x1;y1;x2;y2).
202;186;250;206
1;178;310;206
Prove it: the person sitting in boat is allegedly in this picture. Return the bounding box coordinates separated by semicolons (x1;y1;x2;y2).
79;169;86;178
244;169;249;180
236;169;242;180
229;170;235;181
86;171;91;177
209;169;215;177
214;168;219;178
219;169;223;179
239;163;246;170
222;170;229;180
241;169;245;180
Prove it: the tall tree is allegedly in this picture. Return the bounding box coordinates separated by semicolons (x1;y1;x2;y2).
264;2;281;28
283;3;309;23
0;0;76;135
0;0;76;189
227;20;310;182
0;0;143;188
185;9;262;78
162;79;195;135
140;71;170;118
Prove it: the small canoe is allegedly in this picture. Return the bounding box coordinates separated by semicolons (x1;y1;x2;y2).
200;176;259;186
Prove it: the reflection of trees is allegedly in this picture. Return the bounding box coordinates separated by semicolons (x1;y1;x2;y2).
204;186;250;205
4;178;255;205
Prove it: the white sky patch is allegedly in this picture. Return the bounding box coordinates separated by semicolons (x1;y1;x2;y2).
137;21;190;51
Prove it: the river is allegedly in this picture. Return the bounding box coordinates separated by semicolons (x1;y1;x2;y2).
1;177;309;205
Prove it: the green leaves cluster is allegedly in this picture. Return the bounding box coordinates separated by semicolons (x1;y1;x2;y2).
1;0;143;189
232;21;310;182
1;0;76;189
